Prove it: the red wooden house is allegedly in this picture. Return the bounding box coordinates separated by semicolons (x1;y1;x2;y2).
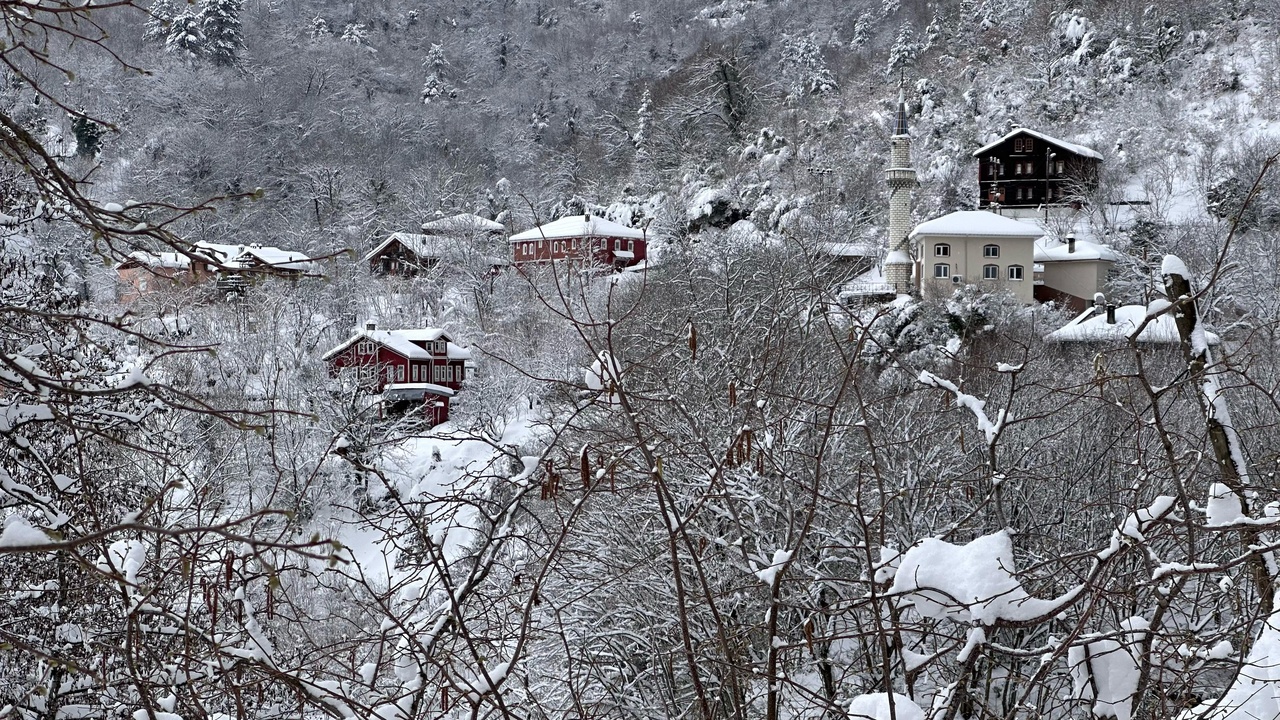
973;128;1102;209
322;324;473;426
509;214;647;269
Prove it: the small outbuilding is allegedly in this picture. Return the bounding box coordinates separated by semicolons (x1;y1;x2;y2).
1044;297;1219;345
1033;235;1118;311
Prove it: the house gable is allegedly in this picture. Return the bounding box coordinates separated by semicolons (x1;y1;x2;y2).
973;128;1102;209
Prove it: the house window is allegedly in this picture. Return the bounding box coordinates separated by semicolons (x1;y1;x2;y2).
1016;188;1024;201
983;264;999;280
435;341;447;355
1057;160;1065;174
998;164;1005;176
983;244;1000;258
396;364;405;382
934;263;950;279
1015;163;1022;176
1014;138;1023;152
434;365;444;382
357;340;375;356
934;243;951;257
627;239;634;252
1008;265;1024;281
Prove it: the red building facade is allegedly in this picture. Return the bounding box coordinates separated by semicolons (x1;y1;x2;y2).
322;325;472;425
509;214;646;269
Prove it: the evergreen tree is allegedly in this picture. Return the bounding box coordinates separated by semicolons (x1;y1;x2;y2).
165;9;205;60
199;0;244;67
421;44;456;104
144;0;177;44
70;114;106;158
309;15;330;39
780;33;838;99
886;22;917;77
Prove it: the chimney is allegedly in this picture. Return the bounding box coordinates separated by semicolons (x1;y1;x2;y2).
1105;304;1116;324
1093;292;1106;313
1067;234;1076;254
365;321;376;331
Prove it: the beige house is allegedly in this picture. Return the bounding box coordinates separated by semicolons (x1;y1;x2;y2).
1033;236;1117;311
910;211;1044;303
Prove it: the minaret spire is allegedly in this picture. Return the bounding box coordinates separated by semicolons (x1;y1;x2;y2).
883;81;918;295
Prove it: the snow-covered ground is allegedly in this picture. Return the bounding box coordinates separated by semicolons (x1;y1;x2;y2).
330;409;542;588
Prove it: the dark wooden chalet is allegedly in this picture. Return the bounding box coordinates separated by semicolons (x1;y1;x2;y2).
365;232;445;276
322;324;472;426
366;215;506;277
509;214;647;269
973;129;1102;210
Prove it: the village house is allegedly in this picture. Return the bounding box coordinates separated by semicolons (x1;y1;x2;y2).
115;241;315;301
973;128;1102;212
911;211;1044;303
509;214;647;269
322;323;472;426
365;213;506;277
115;251;194;304
1033;235;1117;310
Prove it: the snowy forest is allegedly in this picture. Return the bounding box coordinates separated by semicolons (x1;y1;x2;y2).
5;0;1280;719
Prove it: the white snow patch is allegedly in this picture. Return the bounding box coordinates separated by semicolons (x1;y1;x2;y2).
889;531;1074;624
847;692;925;720
0;514;49;548
1067;618;1147;720
1205;483;1246;527
754;548;793;586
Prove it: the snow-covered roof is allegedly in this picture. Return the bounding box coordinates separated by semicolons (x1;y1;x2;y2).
382;382;456;398
1044;302;1220;344
322;327;469;361
1034;237;1118;263
117;250;191;270
910;211;1046;240
509;214;646;242
239;246;313;271
192;241;312;271
973;128;1103;160
363;232;443;263
820;242;879;258
421;213;505;235
840;265;895;297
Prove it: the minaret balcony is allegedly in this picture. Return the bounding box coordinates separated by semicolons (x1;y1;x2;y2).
884;168;918;185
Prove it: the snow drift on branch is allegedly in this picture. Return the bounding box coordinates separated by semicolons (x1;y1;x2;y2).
888;531;1077;624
